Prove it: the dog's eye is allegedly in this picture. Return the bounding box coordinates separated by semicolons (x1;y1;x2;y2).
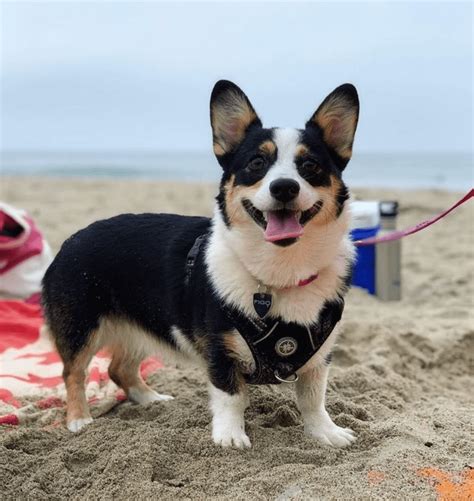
302;159;320;171
247;156;266;171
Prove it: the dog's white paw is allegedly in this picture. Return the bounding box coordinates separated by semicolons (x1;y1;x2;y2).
212;422;251;448
128;387;174;405
209;385;250;448
67;417;93;433
305;414;356;448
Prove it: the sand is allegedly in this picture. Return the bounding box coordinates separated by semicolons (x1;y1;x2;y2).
1;176;473;500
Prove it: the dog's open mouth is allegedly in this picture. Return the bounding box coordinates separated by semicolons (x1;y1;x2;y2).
242;199;324;245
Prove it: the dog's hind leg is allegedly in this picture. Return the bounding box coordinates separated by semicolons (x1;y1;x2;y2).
62;341;99;432
107;332;173;405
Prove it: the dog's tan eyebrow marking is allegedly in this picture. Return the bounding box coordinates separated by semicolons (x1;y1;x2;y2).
295;144;310;158
258;140;276;156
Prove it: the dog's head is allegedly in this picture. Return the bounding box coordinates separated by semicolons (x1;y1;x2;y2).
211;80;359;247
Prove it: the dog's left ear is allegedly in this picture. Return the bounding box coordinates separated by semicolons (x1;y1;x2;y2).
210;80;262;159
307;84;359;165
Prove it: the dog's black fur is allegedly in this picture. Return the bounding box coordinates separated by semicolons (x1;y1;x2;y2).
42;214;248;393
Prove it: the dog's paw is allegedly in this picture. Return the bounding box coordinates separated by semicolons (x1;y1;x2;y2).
67;417;93;433
128;387;174;405
212;423;251;448
305;419;356;448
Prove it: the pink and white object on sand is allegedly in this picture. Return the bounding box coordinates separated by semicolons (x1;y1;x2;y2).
0;202;53;299
0;300;163;427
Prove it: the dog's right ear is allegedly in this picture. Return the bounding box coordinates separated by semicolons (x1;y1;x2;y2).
210;80;262;159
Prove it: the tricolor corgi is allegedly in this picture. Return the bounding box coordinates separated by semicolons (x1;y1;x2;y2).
42;80;359;448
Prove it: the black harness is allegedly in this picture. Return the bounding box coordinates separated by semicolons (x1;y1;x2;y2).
185;234;344;385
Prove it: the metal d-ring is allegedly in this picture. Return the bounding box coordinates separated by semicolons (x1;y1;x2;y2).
274;370;299;383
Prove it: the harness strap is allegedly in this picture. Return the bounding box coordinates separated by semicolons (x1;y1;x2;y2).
184;234;207;285
221;297;344;385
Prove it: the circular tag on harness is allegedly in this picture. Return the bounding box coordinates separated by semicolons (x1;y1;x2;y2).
275;337;298;357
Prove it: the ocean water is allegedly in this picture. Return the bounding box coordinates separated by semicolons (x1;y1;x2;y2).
1;151;472;191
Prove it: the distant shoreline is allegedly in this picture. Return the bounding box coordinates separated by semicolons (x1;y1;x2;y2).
1;150;472;191
1;174;467;195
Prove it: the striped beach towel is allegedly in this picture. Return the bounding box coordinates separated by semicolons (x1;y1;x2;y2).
0;299;162;427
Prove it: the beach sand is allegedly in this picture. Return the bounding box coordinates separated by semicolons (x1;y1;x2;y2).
1;176;473;500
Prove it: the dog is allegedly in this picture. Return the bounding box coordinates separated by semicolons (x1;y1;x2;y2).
42;80;359;448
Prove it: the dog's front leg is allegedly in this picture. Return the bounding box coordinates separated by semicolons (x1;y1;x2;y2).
296;361;356;447
207;344;250;448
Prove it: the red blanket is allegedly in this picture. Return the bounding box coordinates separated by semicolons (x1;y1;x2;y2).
0;300;162;427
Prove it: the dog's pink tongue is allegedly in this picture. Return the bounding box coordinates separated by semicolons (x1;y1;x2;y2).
264;211;304;242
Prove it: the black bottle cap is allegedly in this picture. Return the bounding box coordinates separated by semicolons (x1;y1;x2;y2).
379;201;399;217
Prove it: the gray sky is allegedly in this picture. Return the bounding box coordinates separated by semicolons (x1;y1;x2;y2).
1;1;472;153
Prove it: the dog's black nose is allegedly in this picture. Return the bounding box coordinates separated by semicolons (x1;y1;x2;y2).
269;178;300;203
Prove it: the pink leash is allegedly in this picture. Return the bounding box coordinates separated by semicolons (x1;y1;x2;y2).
354;189;473;247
